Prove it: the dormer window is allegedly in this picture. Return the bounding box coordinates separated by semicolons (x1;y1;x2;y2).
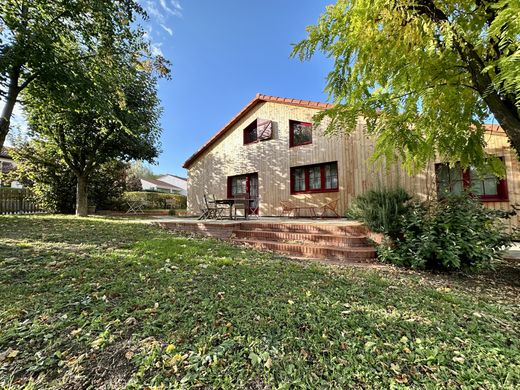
290;120;312;147
243;119;273;145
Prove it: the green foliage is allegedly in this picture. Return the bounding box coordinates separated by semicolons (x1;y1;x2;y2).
347;187;412;239
8;140;128;213
292;0;520;172
123;191;187;209
23;36;165;215
0;0;171;149
378;195;513;270
0;215;518;387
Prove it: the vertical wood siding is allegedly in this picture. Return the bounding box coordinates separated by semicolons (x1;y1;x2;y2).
187;102;520;226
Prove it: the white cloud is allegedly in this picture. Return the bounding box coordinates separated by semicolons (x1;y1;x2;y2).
160;24;173;36
151;42;164;57
158;0;182;17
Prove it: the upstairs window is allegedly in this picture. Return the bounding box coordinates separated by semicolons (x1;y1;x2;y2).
290;162;338;194
290;120;312;147
243;119;273;145
436;160;508;201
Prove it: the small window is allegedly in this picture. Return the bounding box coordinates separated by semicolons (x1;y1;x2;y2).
243;119;273;145
243;121;258;144
435;159;508;201
290;162;338;194
290;120;312;147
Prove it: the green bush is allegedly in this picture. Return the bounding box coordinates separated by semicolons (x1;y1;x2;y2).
123;191;187;209
378;195;512;271
347;187;412;239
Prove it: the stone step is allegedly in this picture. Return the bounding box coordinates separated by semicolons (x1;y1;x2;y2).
232;238;377;261
238;222;367;236
233;230;369;247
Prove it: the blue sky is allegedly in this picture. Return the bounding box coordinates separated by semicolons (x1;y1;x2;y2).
143;0;333;177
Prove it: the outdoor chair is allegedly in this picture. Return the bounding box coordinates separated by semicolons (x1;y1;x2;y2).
248;196;260;219
232;194;249;219
319;199;340;217
279;200;297;217
204;194;227;220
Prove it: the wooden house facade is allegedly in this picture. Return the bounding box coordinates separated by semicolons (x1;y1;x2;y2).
183;94;520;227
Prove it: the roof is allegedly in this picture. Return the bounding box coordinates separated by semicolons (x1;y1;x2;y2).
140;177;183;191
0;147;13;159
182;93;334;168
483;123;504;133
159;174;187;181
181;92;506;168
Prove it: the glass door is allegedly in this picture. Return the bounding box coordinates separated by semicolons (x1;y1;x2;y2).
227;172;259;214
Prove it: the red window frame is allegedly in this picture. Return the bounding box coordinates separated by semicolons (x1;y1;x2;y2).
289;120;312;147
290;162;339;194
435;161;508;202
243;120;258;145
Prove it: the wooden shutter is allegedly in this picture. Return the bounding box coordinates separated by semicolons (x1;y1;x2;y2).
257;119;272;141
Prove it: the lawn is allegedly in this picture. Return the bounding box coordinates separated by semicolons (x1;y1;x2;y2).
0;215;518;389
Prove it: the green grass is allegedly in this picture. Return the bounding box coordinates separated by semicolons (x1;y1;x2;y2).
0;215;519;389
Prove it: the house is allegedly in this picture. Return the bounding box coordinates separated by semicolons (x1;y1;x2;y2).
139;177;183;193
183;93;520;226
0;148;22;188
156;174;187;196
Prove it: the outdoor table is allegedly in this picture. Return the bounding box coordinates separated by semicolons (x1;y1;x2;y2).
126;200;145;214
214;198;236;219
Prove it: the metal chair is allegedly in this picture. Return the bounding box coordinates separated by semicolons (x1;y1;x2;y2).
232;194;249;219
204;194;226;220
279;200;297;217
320;199;340;217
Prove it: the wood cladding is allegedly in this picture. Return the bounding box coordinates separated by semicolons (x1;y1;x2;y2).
186;101;520;228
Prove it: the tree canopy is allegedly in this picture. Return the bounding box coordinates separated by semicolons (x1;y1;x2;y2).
292;0;520;171
0;0;169;149
23;37;163;216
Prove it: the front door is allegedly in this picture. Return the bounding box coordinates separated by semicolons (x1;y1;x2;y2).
227;173;259;214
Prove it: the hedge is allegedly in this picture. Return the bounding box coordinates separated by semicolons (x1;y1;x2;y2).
122;191;187;209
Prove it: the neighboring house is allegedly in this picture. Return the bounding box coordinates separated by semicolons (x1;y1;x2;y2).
183;93;520;225
139;177;183;193
0;148;22;188
156;174;187;196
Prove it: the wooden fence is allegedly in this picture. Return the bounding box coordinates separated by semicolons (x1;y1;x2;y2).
0;188;44;215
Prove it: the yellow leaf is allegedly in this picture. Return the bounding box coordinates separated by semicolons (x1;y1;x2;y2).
7;349;19;358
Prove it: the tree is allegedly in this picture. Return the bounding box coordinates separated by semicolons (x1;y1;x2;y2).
0;0;168;150
23;39;163;216
8;140;129;213
292;0;520;171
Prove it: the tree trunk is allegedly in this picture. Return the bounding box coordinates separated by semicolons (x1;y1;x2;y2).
0;71;20;150
76;173;89;217
482;94;520;156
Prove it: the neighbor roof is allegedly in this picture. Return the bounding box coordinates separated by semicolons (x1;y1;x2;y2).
140;177;183;191
0;147;13;159
182;93;334;168
159;174;187;181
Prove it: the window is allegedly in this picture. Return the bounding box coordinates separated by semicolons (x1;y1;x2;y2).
290;162;339;194
243;121;257;144
243;119;273;145
290;120;312;147
435;160;508;201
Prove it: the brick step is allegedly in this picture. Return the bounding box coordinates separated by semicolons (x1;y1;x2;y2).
233;230;369;247
232;238;377;261
238;222;367;236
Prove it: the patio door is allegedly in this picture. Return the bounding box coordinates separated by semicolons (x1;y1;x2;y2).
227;173;259;214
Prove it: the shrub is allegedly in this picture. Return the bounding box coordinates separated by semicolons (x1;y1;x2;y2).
122;191;187;209
347;187;412;239
378;195;512;271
